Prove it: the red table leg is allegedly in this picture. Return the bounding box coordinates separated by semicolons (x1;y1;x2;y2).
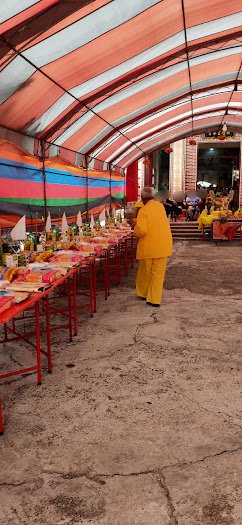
93;260;97;313
107;251;110;296
45;296;52;373
35;301;42;385
124;238;128;277
67;278;73;342
104;252;108;300
114;245;120;286
89;263;94;318
73;272;77;335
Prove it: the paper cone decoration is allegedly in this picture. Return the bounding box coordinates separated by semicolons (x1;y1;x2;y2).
106;207;110;217
11;215;26;241
90;214;95;231
61;212;69;234
45;212;51;233
76;211;83;228
99;208;105;223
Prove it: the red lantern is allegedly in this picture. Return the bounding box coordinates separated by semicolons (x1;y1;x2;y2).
189;139;197;146
143;158;151;165
218;134;226;141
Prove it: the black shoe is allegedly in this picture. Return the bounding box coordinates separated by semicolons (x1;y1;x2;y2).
138;296;146;300
146;302;160;307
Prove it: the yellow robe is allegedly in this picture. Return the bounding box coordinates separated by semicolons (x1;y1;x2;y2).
134;200;172;304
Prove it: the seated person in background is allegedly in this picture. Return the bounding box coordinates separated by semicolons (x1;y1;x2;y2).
163;198;173;218
172;201;183;221
229;198;237;213
186;194;201;221
163;198;182;221
205;201;213;215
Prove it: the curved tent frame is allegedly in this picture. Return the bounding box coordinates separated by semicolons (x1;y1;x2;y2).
0;0;242;168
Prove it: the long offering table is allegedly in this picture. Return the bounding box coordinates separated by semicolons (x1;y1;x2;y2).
0;234;135;435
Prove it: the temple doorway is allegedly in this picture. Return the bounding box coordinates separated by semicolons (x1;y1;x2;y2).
152;149;170;191
197;142;240;207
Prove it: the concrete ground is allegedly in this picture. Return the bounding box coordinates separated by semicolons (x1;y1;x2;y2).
0;241;242;525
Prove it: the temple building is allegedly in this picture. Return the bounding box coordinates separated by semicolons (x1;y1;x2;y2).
126;132;242;207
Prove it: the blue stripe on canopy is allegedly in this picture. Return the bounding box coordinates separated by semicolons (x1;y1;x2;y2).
0;158;123;188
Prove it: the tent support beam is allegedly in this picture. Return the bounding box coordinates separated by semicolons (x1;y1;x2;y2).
85;80;242;157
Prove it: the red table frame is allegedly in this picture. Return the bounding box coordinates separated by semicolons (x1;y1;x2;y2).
0;234;134;434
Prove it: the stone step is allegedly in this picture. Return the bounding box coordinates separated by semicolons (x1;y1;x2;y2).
170;221;197;223
172;230;201;234
170;223;198;226
171;226;199;231
172;234;201;238
173;237;201;241
169;221;241;241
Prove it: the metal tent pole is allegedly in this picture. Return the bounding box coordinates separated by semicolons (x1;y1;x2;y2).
40;141;48;221
85;155;89;220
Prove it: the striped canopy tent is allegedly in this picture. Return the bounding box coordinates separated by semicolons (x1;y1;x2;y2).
0;0;242;171
0;139;125;222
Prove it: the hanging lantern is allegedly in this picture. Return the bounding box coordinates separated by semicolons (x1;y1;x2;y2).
164;146;173;154
218;134;226;141
143;158;151;165
189;139;197;146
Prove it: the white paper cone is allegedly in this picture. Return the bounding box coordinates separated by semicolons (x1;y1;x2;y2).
45;212;51;233
99;208;105;223
76;211;83;228
11;215;26;241
90;214;95;231
61;212;69;234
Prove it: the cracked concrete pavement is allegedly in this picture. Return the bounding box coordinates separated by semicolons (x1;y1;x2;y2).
0;241;242;524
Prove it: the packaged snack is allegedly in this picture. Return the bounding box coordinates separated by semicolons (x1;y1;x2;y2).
0;290;29;303
6;255;18;268
0;267;7;281
70;255;84;263
0;296;15;313
15;268;31;282
4;267;18;282
26;272;42;283
42;269;62;284
36;250;53;262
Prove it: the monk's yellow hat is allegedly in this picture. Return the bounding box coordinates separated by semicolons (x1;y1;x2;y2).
134;201;144;208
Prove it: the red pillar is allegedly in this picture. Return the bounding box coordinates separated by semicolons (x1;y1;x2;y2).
126;160;138;202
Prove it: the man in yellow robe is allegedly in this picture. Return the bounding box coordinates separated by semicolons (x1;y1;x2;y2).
134;187;172;307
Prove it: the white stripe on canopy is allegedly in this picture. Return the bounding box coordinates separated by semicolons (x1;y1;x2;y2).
0;0;38;23
0;0;160;104
26;11;242;135
51;45;242;146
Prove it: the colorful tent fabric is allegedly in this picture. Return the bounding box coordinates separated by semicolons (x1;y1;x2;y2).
0;141;125;220
0;1;241;170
